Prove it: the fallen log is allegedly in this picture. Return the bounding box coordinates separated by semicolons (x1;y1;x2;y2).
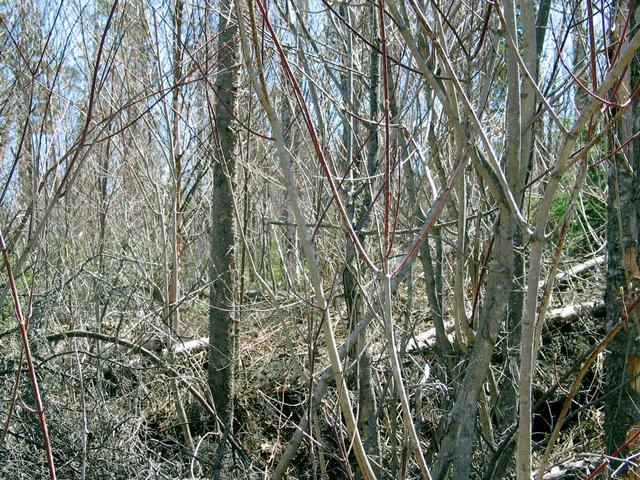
405;299;603;355
539;255;605;290
173;337;209;355
532;459;596;479
406;320;456;353
544;300;605;329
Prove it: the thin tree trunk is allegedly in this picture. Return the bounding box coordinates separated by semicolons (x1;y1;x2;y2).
209;0;239;431
340;3;381;472
236;2;378;476
166;0;193;451
432;214;516;480
605;4;640;476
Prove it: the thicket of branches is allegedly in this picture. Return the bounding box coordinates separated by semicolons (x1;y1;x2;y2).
0;1;639;479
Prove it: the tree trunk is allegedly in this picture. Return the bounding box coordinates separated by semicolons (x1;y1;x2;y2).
605;4;640;476
208;0;239;430
340;3;381;472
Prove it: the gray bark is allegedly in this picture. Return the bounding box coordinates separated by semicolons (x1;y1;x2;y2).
604;3;640;471
208;0;239;430
432;213;515;480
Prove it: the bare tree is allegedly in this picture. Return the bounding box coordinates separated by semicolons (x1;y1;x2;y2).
208;0;240;433
604;2;640;479
2;2;640;479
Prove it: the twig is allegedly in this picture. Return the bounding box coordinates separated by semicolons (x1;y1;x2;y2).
586;429;640;479
45;329;254;469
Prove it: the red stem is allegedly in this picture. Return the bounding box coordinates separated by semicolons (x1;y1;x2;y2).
586;429;640;480
586;0;598;92
255;0;378;272
0;232;56;479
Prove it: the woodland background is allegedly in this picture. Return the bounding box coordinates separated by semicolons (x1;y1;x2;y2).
0;0;639;479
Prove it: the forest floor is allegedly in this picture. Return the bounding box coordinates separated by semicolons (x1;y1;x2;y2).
0;259;611;479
